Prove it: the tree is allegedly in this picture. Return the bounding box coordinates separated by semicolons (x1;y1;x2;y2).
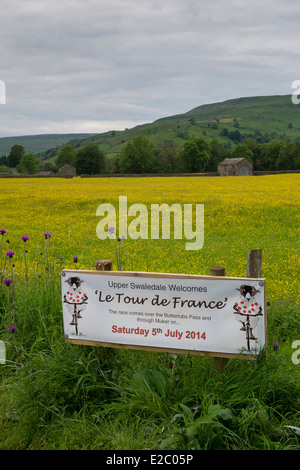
76;144;105;175
18;153;40;174
0;155;7;166
294;142;300;169
220;127;229;137
55;144;77;168
180;136;210;173
242;138;266;170
207;139;230;172
231;144;254;162
228;129;242;143
158;141;181;173
7;145;25;168
119;135;158;173
262;139;284;170
40;161;57;173
276;142;298;170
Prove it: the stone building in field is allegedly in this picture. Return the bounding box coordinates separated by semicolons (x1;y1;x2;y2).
58;164;76;177
218;158;253;176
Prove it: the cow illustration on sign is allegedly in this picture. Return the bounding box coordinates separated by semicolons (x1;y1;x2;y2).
63;276;88;335
233;285;263;351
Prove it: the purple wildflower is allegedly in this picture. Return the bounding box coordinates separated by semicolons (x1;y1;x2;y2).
107;226;115;234
9;325;16;332
0;229;7;236
6;250;15;258
44;232;52;239
73;255;78;263
272;342;280;351
22;235;29;242
4;279;12;286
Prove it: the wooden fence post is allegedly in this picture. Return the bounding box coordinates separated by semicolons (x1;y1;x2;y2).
246;249;262;278
209;266;229;372
209;266;225;277
95;259;112;271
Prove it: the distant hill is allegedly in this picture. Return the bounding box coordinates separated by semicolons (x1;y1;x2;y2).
42;94;300;161
0;133;96;157
3;95;300;162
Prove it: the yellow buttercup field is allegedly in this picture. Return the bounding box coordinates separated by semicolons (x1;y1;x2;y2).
0;174;299;301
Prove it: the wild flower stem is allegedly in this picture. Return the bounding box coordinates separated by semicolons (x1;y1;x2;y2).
0;230;7;271
3;280;11;322
0;255;6;286
24;249;28;284
120;237;125;270
7;286;10;322
22;236;29;284
118;238;121;270
114;237;120;270
12;265;17;322
0;237;2;271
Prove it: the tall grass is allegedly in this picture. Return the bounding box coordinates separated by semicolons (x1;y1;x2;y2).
0;263;299;450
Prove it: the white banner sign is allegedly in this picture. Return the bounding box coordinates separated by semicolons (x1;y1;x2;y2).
61;270;266;358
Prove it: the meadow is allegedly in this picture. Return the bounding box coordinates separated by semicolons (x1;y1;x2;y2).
0;174;299;450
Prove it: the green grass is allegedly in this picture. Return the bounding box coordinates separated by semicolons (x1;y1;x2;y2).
0;270;299;450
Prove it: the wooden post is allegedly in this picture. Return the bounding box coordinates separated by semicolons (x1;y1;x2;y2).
246;249;262;278
95;259;112;271
209;266;225;277
209;266;229;372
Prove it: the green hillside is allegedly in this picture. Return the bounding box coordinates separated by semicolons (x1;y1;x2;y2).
42;94;300;161
157;94;299;122
0;133;96;157
3;95;300;162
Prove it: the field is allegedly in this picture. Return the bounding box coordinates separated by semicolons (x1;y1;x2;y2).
0;174;299;450
0;174;299;298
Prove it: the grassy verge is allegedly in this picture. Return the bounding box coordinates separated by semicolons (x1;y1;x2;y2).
0;271;299;450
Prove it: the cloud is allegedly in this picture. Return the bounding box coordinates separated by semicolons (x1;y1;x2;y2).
0;0;299;136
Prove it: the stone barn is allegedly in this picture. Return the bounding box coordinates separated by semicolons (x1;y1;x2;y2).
58;164;76;177
218;158;253;176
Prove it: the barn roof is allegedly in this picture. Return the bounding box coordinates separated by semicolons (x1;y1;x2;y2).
218;158;248;166
59;164;75;170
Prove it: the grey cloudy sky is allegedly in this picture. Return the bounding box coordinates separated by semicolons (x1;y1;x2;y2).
0;0;299;137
